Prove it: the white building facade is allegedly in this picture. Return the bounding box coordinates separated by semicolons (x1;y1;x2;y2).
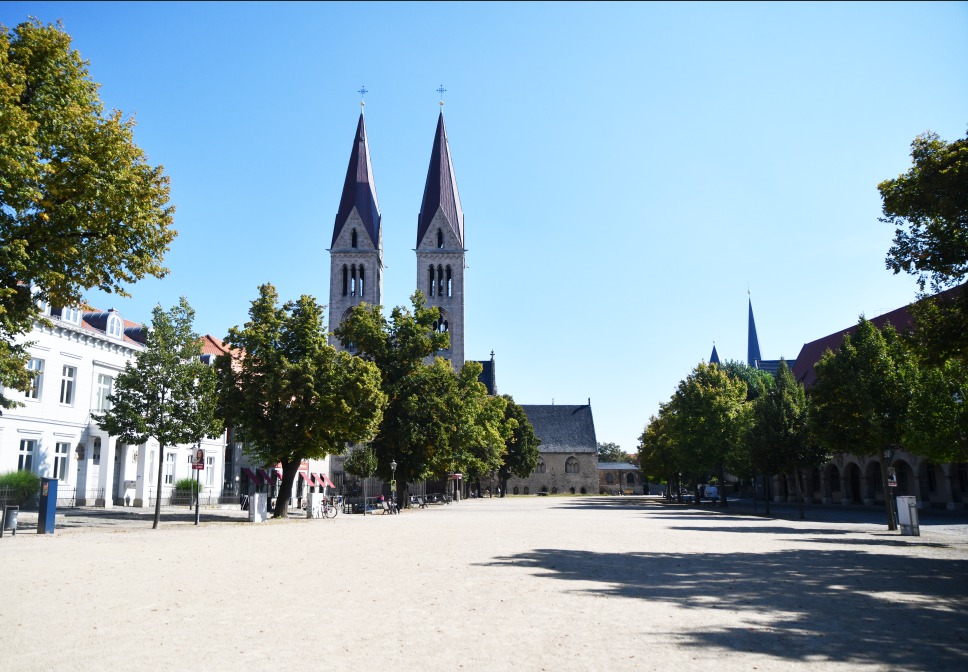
0;305;227;508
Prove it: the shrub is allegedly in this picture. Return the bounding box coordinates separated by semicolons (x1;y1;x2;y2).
174;477;202;493
0;470;42;505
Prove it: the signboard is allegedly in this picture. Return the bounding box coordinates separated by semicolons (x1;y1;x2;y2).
887;467;897;488
193;448;205;470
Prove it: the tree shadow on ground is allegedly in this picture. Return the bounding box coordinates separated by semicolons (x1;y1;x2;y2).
479;546;968;670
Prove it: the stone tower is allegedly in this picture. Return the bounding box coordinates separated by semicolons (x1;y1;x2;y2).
416;111;465;370
328;112;383;345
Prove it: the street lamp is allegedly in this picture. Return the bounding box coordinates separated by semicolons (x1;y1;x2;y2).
390;460;397;511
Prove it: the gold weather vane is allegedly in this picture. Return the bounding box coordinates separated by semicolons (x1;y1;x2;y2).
437;84;447;107
358;85;368;110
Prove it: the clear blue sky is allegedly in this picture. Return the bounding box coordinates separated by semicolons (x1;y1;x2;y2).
5;2;967;454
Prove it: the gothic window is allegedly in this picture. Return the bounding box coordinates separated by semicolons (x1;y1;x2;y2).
359;265;365;297
536;459;546;474
446;266;453;297
351;229;358;248
428;266;435;297
606;473;614;484
523;487;529;495
437;265;444;298
565;457;579;474
512;486;519;495
350;265;357;297
342;265;348;297
626;473;635;485
437;228;444;248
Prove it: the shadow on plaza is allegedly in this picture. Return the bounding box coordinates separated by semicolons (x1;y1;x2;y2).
479;546;968;670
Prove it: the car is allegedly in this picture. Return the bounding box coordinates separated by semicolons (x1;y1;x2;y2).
701;485;719;500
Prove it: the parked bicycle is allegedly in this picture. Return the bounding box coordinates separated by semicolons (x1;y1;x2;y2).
321;494;341;519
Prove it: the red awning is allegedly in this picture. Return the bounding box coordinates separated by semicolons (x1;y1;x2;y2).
318;473;336;489
298;472;313;484
242;468;263;486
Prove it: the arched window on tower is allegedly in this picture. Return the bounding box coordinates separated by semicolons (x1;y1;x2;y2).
342;265;348;297
446;266;453;297
358;265;365;297
350;265;357;297
351;229;358;248
437;265;444;298
428;266;435;297
437;228;444;249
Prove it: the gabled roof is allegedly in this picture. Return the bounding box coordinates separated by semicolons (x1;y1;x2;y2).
332;113;381;248
200;334;231;356
789;287;965;386
521;404;597;454
748;298;762;366
417;112;464;247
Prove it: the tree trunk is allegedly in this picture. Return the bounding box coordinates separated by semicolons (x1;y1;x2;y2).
152;441;165;529
765;474;771;516
879;453;897;531
717;463;728;508
274;460;299;518
794;467;805;520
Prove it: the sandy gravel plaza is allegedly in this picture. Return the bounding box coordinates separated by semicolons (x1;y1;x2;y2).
1;495;966;671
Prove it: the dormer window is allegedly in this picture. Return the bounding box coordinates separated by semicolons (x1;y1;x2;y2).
59;307;80;324
107;313;123;338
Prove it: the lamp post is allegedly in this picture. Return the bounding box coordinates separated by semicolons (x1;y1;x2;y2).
881;445;898;531
390;460;397;508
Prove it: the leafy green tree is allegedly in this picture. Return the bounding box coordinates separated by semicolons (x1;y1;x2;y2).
344;444;378;507
881;130;968;294
334;292;449;506
94;299;221;529
498;395;540;497
216;284;386;518
638;405;682;500
0;20;175;411
667;362;750;505
719;359;774;401
809;318;916;530
905;359;968;464
749;360;827;519
598;441;632;463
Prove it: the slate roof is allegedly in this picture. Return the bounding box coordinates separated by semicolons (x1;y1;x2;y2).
709;344;720;365
417;112;464;247
789;287;964;386
476;357;497;396
521;404;597;454
748;298;762;366
598;462;639;470
332;113;381;248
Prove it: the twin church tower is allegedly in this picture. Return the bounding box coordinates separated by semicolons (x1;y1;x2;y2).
327;109;466;370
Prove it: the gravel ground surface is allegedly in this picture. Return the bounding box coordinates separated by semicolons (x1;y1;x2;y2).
1;496;966;671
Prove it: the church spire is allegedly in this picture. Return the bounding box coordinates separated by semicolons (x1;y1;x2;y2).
332;112;381;248
710;343;721;365
748;297;762;366
417;111;464;247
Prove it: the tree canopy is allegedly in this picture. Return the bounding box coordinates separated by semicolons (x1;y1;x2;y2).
597;441;632;463
497;395;539;495
94;298;221;529
216;284;386;518
1;20;175;410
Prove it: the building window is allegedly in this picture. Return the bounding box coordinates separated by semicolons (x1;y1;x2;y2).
513;486;519;495
437;265;444;298
446;266;453;297
523;487;529;495
342;265;348;297
626;473;635;485
351;229;358;248
60;365;76;405
164;453;175;485
107;313;123;338
25;358;44;399
95;374;113;412
350;265;357;297
54;442;70;481
206;456;215;486
437;228;444;248
358;265;365;297
92;438;101;465
565;457;579;474
428;266;435;297
536;459;546;474
606;473;614;484
18;439;36;471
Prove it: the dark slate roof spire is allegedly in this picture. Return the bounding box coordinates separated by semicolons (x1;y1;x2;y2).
332;112;381;247
710;343;721;365
417;111;464;247
748;297;762;366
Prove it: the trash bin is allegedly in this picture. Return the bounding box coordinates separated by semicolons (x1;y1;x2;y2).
248;493;267;523
1;505;19;537
896;495;920;536
38;477;57;534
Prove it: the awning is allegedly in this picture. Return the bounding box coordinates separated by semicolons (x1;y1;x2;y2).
448;473;463;480
298;472;313;485
317;473;336;489
242;468;263;486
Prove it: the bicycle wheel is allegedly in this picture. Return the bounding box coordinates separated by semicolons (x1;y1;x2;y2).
325;501;339;518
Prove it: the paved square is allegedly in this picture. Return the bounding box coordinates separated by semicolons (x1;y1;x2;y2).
2;497;966;671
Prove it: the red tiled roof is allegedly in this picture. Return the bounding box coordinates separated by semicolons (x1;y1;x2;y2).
200;334;231;356
791;286;961;386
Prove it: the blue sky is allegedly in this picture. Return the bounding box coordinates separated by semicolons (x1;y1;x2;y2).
5;2;967;454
